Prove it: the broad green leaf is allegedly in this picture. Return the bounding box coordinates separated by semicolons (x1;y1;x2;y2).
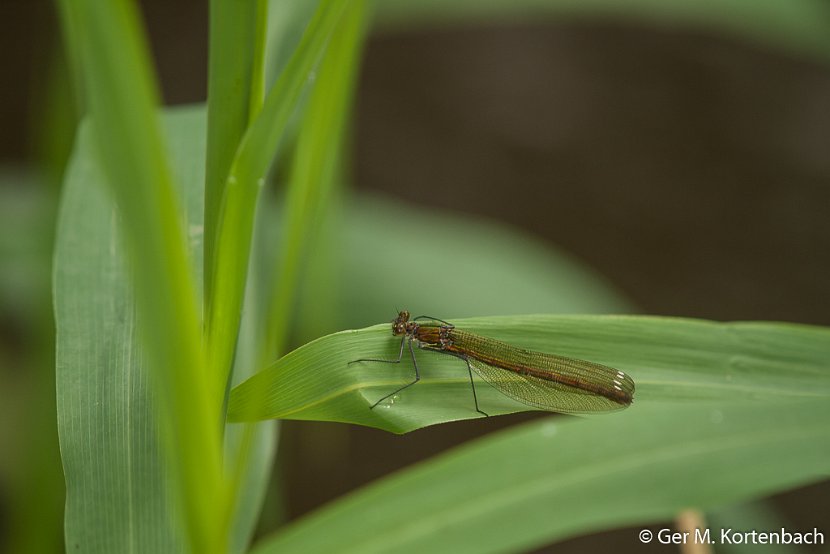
375;0;830;65
55;106;276;553
55;1;223;550
228;315;830;433
249;399;830;553
55;112;198;552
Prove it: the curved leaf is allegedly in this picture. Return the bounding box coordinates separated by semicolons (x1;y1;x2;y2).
228;314;830;433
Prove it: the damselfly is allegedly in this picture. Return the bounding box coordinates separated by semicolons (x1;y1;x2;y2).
350;310;635;416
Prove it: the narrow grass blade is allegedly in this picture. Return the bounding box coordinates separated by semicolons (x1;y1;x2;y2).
265;0;370;360
204;0;258;300
205;0;350;411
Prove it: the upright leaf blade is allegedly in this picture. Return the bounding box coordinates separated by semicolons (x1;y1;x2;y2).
265;0;370;360
55;0;224;550
55;107;221;553
55;120;171;553
204;0;258;302
205;0;351;412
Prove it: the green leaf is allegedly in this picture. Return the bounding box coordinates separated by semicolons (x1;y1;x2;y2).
248;399;830;553
56;108;208;552
375;0;830;65
228;315;830;433
56;104;284;553
204;0;258;299
205;0;351;411
264;0;370;359
219;4;371;547
55;0;223;550
224;418;277;554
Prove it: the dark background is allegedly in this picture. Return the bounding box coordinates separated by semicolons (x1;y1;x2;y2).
2;1;828;552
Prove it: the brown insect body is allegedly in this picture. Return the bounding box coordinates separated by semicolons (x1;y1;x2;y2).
390;310;634;414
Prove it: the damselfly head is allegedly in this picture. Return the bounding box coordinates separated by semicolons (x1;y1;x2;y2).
392;310;411;336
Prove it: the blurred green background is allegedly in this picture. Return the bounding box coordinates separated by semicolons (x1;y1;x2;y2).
2;0;829;552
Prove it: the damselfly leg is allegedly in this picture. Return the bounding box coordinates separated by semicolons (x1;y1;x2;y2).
350;337;422;409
